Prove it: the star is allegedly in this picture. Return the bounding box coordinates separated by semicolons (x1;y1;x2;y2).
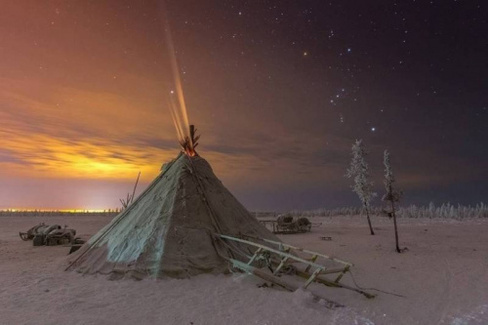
371;127;376;132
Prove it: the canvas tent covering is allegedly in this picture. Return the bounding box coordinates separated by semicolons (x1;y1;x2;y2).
68;152;279;278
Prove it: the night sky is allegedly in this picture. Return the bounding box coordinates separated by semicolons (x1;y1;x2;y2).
0;1;487;211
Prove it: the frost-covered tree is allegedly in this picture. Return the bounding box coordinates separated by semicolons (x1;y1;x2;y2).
382;150;404;253
346;139;376;235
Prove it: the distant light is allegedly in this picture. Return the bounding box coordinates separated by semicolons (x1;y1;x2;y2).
170;90;174;94
347;48;352;52
303;51;308;56
371;127;376;132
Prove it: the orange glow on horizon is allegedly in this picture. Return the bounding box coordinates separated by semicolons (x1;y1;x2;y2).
2;208;119;213
0;130;178;181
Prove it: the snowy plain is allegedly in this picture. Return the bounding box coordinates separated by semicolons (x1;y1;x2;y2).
1;215;487;325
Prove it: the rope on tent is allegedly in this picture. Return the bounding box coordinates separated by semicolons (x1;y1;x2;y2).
214;233;252;260
185;155;250;260
65;154;182;271
186;156;223;233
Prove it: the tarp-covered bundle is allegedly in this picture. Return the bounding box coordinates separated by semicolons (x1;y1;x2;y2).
68;153;279;279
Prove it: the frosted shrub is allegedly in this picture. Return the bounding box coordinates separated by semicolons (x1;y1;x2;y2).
382;150;404;253
345;139;376;235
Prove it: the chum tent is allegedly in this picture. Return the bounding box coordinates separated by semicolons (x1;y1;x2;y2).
67;152;279;279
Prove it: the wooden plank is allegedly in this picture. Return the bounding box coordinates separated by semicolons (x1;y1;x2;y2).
241;234;352;266
219;234;328;271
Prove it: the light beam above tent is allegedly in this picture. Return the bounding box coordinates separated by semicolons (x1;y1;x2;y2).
161;4;196;156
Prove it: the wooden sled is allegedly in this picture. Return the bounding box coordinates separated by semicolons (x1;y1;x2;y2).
218;234;375;308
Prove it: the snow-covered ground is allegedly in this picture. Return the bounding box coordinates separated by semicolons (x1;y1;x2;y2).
1;215;487;325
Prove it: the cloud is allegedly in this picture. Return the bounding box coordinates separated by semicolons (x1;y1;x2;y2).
0;77;173;139
0;131;170;180
0;76;355;188
0;76;485;210
0;78;178;181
